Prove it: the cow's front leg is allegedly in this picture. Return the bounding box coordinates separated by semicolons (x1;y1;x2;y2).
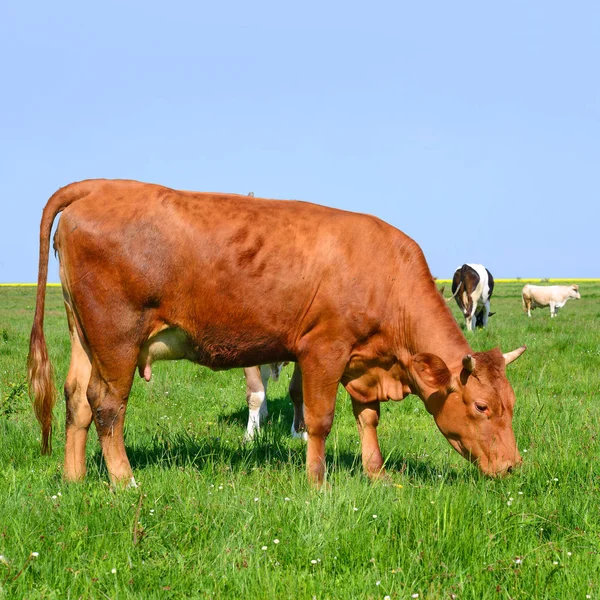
481;301;491;327
300;358;343;487
352;398;385;479
549;302;556;317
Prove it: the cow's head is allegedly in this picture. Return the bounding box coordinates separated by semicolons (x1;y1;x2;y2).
570;285;581;299
409;346;526;476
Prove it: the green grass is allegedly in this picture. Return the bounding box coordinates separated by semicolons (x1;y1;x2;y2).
1;283;599;599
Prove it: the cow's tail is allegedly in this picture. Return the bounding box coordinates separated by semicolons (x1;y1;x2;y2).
445;280;462;303
27;180;97;454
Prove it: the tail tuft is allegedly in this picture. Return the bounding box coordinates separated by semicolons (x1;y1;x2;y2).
28;322;57;454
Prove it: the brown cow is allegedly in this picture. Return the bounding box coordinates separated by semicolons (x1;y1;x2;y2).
28;179;526;487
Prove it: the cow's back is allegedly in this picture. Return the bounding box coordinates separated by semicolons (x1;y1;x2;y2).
55;180;411;367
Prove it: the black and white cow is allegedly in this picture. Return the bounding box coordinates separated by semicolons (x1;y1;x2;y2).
451;264;495;331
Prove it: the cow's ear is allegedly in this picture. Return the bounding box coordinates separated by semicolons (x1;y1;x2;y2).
410;353;452;394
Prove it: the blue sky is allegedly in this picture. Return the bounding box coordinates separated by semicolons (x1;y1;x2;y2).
1;1;598;282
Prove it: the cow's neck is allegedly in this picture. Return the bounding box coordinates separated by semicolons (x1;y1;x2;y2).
395;281;471;371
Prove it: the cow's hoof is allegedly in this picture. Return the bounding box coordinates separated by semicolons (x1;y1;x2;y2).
291;425;308;441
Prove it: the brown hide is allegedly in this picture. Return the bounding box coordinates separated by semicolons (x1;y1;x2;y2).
28;179;525;485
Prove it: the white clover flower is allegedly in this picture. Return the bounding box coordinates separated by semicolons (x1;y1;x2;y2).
353;507;358;512
111;568;117;574
254;497;259;502
31;552;39;558
384;596;391;600
376;580;381;586
514;558;523;564
311;559;317;564
284;497;290;501
553;561;558;565
51;495;57;500
412;594;419;599
372;514;377;519
273;539;280;544
261;546;267;551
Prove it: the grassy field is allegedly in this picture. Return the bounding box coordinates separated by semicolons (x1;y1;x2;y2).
0;283;599;599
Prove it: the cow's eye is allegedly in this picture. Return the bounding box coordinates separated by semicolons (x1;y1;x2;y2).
475;402;488;413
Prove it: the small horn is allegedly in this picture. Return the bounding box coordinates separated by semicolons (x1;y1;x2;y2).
503;345;526;365
462;354;476;373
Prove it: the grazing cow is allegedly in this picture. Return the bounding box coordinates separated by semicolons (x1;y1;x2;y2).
243;362;307;440
451;264;495;331
28;179;526;487
522;284;581;318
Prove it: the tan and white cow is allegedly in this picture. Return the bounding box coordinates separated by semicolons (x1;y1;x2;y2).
522;284;581;318
243;362;307;440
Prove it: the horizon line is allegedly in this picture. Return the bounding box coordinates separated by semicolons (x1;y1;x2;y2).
2;278;599;287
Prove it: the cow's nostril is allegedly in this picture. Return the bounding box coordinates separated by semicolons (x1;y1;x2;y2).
506;465;514;474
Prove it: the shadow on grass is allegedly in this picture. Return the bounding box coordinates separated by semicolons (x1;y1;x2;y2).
89;393;478;486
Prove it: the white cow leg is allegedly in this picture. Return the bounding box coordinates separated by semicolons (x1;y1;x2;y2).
245;391;266;439
549;302;556;318
244;366;268;440
465;313;474;332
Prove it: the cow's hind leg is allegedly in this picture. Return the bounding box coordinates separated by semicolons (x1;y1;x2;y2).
352;399;385;479
289;363;307;440
87;358;135;485
63;305;93;481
